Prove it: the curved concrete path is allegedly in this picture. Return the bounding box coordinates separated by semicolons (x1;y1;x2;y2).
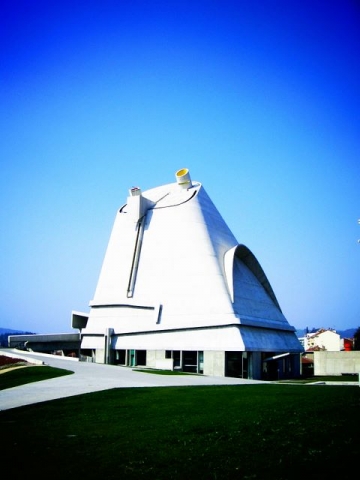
0;349;265;411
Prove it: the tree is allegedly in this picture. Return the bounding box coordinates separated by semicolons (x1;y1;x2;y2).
353;327;360;351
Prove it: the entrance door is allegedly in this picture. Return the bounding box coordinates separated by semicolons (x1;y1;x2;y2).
173;351;181;369
182;351;198;373
127;349;146;367
136;350;146;366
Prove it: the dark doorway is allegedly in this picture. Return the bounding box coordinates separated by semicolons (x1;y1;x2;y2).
114;349;126;365
173;351;181;369
136;350;147;366
225;352;250;378
225;352;242;377
182;351;198;373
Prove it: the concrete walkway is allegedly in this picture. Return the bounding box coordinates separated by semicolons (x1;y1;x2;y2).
0;349;265;411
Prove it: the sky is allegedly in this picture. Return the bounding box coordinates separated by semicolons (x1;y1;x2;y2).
1;0;359;334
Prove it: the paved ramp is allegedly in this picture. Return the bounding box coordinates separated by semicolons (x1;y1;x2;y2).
0;349;265;411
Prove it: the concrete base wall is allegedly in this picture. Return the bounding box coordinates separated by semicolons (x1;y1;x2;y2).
314;351;360;375
95;348;105;363
146;350;166;368
203;351;225;377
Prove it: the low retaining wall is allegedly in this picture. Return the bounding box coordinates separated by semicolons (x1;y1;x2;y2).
314;351;360;376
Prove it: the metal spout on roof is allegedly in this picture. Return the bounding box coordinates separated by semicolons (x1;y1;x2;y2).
175;168;192;189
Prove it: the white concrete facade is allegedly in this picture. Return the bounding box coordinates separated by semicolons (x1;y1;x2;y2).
76;169;302;379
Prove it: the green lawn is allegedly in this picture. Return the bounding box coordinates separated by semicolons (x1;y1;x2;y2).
0;365;73;390
1;384;359;479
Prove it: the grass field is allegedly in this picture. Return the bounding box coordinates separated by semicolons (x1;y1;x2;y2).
0;365;73;390
1;382;359;479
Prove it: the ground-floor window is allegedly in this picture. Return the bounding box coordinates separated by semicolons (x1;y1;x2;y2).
117;349;147;367
225;351;251;378
198;351;204;374
164;350;203;373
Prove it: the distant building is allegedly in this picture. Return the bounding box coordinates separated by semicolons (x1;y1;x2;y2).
8;333;80;356
299;328;341;352
72;169;302;380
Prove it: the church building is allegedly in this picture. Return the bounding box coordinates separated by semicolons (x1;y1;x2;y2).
73;168;302;379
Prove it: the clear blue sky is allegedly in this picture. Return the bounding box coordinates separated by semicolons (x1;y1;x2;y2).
1;0;359;334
